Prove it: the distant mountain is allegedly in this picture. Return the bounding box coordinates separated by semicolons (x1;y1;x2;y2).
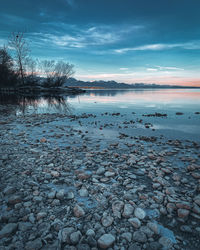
64;78;200;89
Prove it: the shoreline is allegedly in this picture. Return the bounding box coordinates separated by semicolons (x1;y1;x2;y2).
0;111;200;249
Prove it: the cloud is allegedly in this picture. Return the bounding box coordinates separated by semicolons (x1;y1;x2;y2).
119;68;129;70
33;24;137;49
114;41;200;53
65;0;76;7
147;68;158;72
156;66;184;71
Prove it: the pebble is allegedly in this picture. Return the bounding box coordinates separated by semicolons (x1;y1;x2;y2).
98;234;115;249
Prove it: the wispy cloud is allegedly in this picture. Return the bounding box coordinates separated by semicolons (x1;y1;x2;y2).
147;68;158;72
65;0;76;7
114;41;200;53
147;66;184;72
119;68;129;71
156;66;184;71
32;23;144;50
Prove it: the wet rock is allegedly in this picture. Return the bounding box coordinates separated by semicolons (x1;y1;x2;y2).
104;171;115;177
48;190;56;199
37;212;47;220
128;243;141;250
180;225;193;233
56;189;65;200
112;200;124;218
25;238;43;250
132;231;147;243
3;186;15;195
121;232;132;242
58;227;74;243
18;222;32;232
122;203;134;218
87;235;97;247
134;207;146;220
73;204;85;217
79;188;89;197
147;222;159;234
70;231;82;245
128;217;141;228
0;223;18;239
96;167;105;175
177;209;189;218
51;170;60;177
7;195;21;205
193;204;200;215
159;236;173;249
98;234;115;249
194;195;200;206
77;244;90;250
66;191;74;200
101;215;114;227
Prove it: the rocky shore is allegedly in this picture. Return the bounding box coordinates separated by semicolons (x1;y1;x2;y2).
0;109;200;250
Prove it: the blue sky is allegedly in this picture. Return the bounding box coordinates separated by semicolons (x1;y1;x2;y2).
0;0;200;85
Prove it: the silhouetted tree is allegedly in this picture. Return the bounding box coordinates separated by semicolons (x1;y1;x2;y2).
40;60;74;87
0;47;18;87
9;32;29;86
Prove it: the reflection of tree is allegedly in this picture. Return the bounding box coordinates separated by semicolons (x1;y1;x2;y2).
0;94;73;115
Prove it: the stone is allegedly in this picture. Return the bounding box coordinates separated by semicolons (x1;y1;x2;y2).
73;205;85;217
132;231;147;243
98;234;115;249
112;200;124;218
96;167;105;175
128;243;141;250
70;231;82;245
121;232;132;242
48;191;56;199
159;236;173;249
194;195;200;206
7;195;21;205
101;216;114;227
79;188;89;197
77;244;90;250
86;229;95;237
193;204;200;215
177;209;189;218
104;171;115;177
56;189;65;200
66;191;74;200
51;170;60;177
18;222;32;232
147;222;159;234
0;223;18;239
146;242;162;249
128;217;141;228
122;204;134;218
58;227;74;243
134;207;146;220
37;212;47;220
3;186;15;195
25;238;43;250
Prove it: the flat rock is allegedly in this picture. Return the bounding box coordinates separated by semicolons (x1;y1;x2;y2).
98;234;115;249
0;223;18;239
73;205;85;217
134;207;146;220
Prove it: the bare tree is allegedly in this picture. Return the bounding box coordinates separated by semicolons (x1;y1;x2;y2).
9;32;29;85
41;60;74;87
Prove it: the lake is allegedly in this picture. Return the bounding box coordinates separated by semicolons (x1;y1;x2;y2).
1;88;200;141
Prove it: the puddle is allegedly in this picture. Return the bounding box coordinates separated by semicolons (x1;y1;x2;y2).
47;183;98;209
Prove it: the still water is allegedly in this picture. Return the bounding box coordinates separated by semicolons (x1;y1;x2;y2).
1;89;200;141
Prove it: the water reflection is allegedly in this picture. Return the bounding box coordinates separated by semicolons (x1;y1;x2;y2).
0;89;200;115
0;94;73;115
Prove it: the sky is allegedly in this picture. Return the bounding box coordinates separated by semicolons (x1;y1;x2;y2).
0;0;200;86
